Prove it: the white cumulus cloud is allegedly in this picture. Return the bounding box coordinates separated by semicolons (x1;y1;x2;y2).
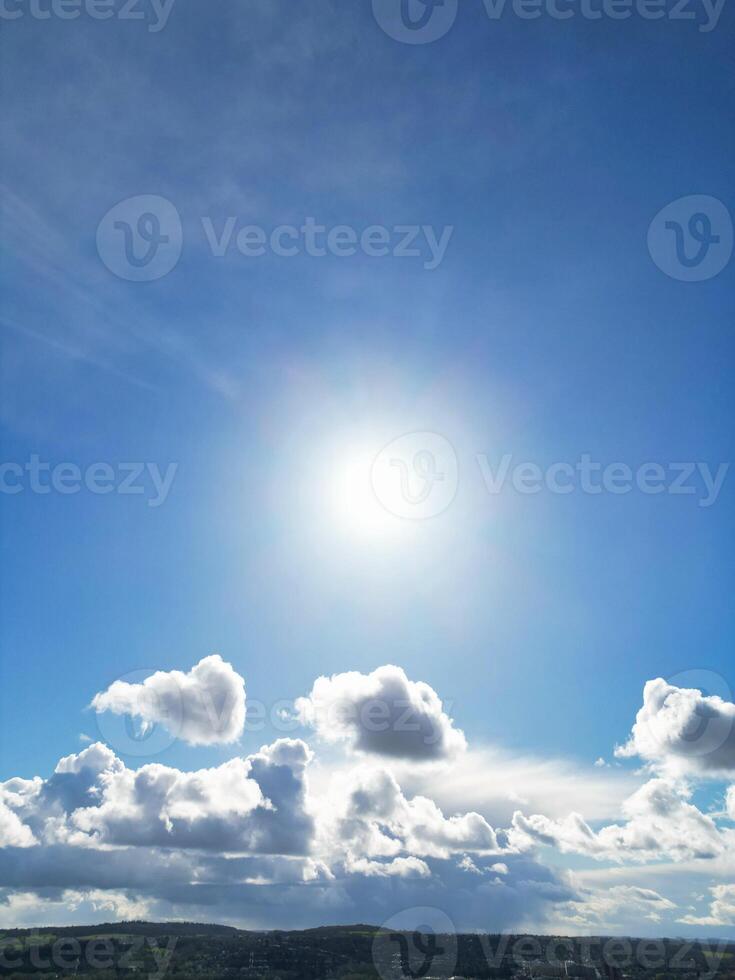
323;767;499;862
295;664;466;761
91;655;246;747
0;802;36;848
679;884;735;927
2;660;733;935
615;678;735;776
511;778;726;863
555;884;678;931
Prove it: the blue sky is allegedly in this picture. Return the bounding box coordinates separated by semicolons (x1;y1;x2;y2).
0;0;734;937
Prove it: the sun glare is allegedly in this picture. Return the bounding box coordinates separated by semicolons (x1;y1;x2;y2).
329;448;398;538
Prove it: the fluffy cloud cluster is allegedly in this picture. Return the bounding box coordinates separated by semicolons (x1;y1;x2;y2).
616;678;735;776
91;655;246;746
0;739;313;856
0;738;571;933
0;888;153;929
295;665;466;761
511;777;726;863
558;884;678;932
2;663;734;935
680;884;735;928
325;768;500;866
0;652;573;933
0;801;35;849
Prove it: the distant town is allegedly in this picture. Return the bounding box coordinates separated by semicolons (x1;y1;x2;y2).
0;922;733;980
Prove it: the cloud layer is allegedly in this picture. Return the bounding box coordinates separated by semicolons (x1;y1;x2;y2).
1;662;734;935
0;737;570;933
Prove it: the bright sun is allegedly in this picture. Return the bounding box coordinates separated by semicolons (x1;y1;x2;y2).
329;448;398;538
